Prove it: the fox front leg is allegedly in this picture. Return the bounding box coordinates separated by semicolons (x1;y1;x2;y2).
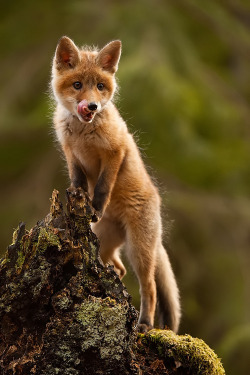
64;146;88;193
92;171;109;221
70;162;102;222
92;150;125;220
71;162;88;193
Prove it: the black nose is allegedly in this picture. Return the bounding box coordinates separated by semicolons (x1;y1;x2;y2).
88;102;98;111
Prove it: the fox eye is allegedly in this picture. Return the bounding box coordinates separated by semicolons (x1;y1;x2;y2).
73;81;82;90
97;83;104;91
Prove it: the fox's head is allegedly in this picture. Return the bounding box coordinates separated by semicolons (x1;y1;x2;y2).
51;37;121;123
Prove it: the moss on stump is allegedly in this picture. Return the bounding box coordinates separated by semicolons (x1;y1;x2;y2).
0;188;225;374
0;188;137;374
135;329;225;374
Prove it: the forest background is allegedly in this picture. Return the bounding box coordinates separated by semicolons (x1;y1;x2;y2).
1;1;250;374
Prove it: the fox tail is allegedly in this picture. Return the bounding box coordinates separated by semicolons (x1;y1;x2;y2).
155;244;181;333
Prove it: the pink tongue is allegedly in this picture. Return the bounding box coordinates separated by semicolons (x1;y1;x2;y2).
77;100;89;115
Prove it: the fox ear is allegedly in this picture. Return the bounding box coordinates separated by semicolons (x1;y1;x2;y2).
54;36;80;70
97;40;121;74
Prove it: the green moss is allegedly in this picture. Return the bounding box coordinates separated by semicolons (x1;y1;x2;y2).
13;226;61;271
16;250;25;270
141;329;225;375
15;237;29;271
37;227;61;253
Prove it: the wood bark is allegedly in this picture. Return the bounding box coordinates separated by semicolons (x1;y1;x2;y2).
0;188;225;374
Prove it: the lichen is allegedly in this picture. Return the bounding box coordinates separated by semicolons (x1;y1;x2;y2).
89;241;97;259
0;188;137;374
37;227;61;252
1;257;8;267
1;187;225;374
11;227;19;245
52;290;73;311
76;296;129;361
141;329;225;375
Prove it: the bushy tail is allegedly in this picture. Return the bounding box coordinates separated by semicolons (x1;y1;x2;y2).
155;244;181;333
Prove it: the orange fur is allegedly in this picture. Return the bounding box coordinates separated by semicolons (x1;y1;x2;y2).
51;36;181;332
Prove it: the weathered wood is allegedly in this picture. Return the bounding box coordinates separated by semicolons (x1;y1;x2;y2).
0;188;225;374
0;188;138;374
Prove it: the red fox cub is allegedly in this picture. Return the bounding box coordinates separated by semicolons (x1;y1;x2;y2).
51;36;181;332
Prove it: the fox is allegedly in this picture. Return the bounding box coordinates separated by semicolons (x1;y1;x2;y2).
51;36;181;333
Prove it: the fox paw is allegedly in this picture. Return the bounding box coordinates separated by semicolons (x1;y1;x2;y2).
137;323;153;333
91;209;103;222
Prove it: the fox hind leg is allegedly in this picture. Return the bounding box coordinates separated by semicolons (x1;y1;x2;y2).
109;250;126;279
92;216;126;279
125;220;159;332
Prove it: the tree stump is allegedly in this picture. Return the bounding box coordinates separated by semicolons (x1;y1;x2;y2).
0;188;225;374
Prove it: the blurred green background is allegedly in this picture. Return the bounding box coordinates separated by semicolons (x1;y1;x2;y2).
1;0;250;373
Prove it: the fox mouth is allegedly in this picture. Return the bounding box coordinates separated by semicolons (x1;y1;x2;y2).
79;111;95;123
77;100;96;123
